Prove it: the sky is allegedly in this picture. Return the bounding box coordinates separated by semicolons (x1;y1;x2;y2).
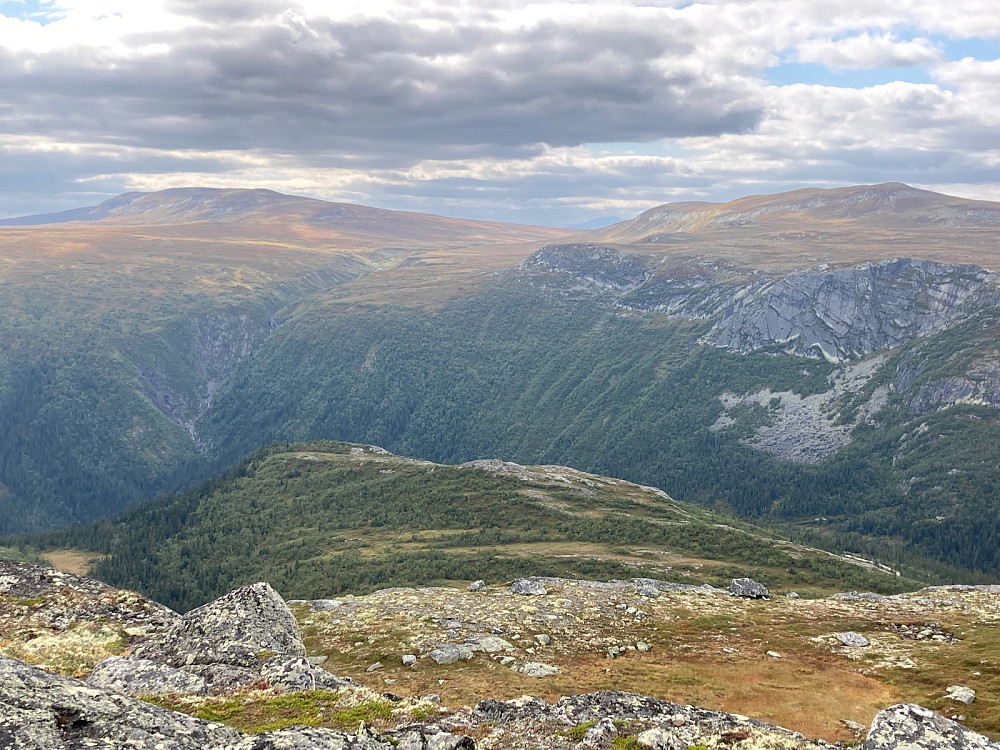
1;0;999;226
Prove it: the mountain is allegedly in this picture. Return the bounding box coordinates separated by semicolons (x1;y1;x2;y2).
26;441;915;613
588;182;1000;271
0;189;570;532
4;182;1000;585
566;215;626;230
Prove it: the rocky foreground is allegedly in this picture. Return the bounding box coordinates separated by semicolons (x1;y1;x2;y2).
1;560;999;749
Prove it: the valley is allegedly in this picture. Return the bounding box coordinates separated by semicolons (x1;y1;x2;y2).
2;182;1000;586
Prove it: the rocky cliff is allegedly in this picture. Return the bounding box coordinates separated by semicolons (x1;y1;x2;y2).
3;560;1000;749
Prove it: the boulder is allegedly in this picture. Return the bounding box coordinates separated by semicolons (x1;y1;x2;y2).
132;582;306;670
87;656;207;697
836;632;870;648
509;578;548;596
945;685;976;705
729;578;770;599
863;703;999;749
428;644;474;665
473;636;514;653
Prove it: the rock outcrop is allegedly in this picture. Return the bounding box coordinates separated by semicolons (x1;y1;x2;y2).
0;655;391;750
864;704;999;750
133;581;305;670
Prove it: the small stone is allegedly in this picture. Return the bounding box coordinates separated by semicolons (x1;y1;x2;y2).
836;632;870;648
635;585;660;598
637;642;651;653
842;719;865;733
499;656;516;666
366;662;383;672
534;634;551;646
468;580;487;592
786;591;800;599
424;693;441;703
402;654;417;666
766;651;781;659
671;713;686;727
307;655;328;665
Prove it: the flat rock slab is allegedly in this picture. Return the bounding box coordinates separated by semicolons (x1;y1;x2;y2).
87;655;207;696
510;661;560;678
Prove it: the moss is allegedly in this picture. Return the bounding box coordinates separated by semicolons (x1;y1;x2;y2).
560;720;597;740
612;737;643;750
411;704;439;721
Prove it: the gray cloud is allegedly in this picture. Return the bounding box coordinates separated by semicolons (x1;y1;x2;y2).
0;13;762;160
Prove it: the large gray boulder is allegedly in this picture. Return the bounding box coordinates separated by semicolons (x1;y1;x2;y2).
729;578;770;599
863;703;1000;749
509;578;548;596
132;581;306;670
87;655;207;696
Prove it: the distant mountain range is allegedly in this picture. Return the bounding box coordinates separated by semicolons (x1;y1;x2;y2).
3;182;1000;585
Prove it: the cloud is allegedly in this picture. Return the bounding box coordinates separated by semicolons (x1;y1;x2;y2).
0;7;764;159
796;33;942;70
1;0;1000;224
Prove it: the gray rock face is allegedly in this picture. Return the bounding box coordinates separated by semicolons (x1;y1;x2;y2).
509;578;548;596
709;259;992;363
237;726;393;749
526;251;994;365
522;244;651;291
836;632;870;648
184;663;263;693
863;703;1000;749
0;655;241;749
87;656;207;696
729;578;770;599
133;581;306;670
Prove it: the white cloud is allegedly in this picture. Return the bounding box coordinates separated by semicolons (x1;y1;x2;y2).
796;33;942;70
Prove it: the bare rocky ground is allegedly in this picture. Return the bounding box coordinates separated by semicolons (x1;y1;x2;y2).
2;560;1000;749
